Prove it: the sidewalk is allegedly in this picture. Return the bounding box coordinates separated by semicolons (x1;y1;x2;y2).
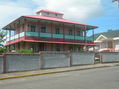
0;63;119;80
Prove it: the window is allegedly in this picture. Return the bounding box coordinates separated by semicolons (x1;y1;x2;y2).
55;14;58;16
46;12;49;15
31;43;37;52
22;24;24;32
31;25;36;32
77;30;81;36
56;44;60;51
55;27;60;34
68;45;73;51
69;29;73;35
78;46;82;52
41;24;46;33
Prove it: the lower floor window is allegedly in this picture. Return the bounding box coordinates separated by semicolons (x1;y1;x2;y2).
56;44;60;51
69;45;73;51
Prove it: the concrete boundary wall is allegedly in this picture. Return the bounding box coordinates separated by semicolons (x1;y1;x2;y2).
101;52;119;63
0;56;3;73
5;54;40;72
71;52;94;65
42;52;69;68
0;52;95;73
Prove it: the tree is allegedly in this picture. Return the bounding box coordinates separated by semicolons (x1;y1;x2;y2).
112;0;119;7
0;30;6;47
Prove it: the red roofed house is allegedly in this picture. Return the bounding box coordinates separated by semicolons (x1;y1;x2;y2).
3;10;98;52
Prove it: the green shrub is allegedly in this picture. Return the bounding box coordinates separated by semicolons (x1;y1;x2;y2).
18;49;33;53
0;47;7;54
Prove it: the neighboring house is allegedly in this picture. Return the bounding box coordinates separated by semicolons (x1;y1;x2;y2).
93;30;119;52
2;9;97;52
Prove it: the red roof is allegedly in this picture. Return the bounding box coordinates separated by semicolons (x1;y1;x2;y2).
24;15;97;28
3;14;98;30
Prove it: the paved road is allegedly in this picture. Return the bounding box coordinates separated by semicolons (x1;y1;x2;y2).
0;66;119;89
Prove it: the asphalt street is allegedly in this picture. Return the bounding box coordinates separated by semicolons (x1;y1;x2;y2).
0;66;119;89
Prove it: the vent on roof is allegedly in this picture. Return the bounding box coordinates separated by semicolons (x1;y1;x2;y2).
36;9;64;18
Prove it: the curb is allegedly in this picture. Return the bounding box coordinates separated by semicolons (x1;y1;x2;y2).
0;64;119;80
0;72;53;80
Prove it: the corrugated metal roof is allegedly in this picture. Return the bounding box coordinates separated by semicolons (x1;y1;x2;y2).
25;15;98;28
93;30;119;40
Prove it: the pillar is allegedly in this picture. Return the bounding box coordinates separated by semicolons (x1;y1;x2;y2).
84;26;87;51
51;22;53;38
113;40;115;52
63;23;65;39
74;24;76;40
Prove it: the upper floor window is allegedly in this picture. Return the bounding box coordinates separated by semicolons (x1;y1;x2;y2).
41;24;46;33
55;14;58;17
31;25;36;32
77;30;81;36
55;27;60;34
69;29;73;35
22;24;24;32
46;12;49;15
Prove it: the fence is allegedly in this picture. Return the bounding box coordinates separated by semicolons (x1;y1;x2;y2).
0;51;95;73
0;56;3;73
101;52;119;63
5;54;40;72
42;52;69;68
72;52;94;65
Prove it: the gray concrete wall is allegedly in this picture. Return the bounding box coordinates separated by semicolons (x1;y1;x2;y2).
101;52;119;63
0;56;3;73
72;52;94;65
42;53;69;68
6;54;40;72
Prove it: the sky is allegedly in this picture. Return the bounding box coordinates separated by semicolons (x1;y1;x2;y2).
0;0;119;36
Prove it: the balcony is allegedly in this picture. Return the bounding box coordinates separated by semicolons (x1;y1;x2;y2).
6;32;93;43
65;35;74;40
53;34;63;39
26;32;38;37
40;33;51;38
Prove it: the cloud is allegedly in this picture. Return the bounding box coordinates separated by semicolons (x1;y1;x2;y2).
0;0;104;30
0;1;33;29
34;0;104;22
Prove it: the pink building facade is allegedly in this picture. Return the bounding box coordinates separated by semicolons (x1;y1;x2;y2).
3;10;98;52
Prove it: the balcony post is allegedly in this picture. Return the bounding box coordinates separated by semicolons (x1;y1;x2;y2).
9;30;11;41
74;24;76;40
92;29;94;42
24;18;27;39
84;25;87;51
51;22;53;38
92;29;95;52
63;23;65;39
36;21;40;39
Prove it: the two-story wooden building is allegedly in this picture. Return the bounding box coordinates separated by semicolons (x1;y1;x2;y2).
3;9;98;52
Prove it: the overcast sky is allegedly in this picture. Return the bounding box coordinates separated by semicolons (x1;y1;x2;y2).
0;0;119;35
